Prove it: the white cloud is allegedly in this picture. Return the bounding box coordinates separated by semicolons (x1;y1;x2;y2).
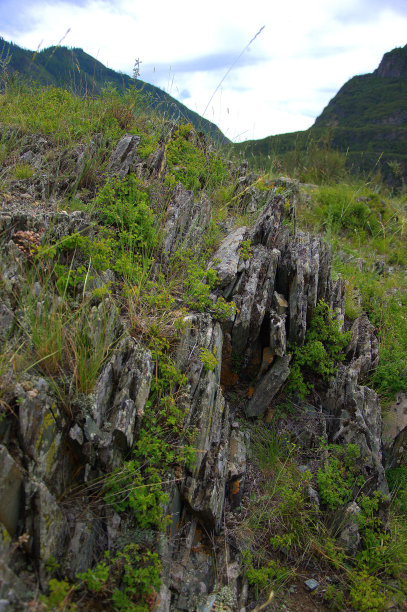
1;0;407;141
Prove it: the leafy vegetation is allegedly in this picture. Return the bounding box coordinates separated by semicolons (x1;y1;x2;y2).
238;422;407;611
0;53;406;612
42;545;161;611
286;300;351;399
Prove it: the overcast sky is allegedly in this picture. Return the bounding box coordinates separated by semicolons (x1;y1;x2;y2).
1;0;407;142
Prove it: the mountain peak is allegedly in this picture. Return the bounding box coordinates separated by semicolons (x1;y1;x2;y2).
374;44;407;79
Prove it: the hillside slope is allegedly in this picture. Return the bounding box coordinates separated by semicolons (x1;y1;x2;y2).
0;37;229;144
235;44;407;184
0;79;406;611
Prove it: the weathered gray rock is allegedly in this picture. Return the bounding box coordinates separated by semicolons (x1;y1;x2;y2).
305;578;319;591
230;246;280;366
325;313;387;496
64;510;104;577
93;336;153;466
248;194;287;249
154;583;172;612
326;366;387;495
212;226;247;288
346;315;379;378
278;232;335;345
337;502;361;555
25;481;68;585
16;378;70;496
273;290;289;315
246;354;291;417
106;134;141;177
163;183;212;255
0;558;31;606
383;393;407;468
0;446;23;537
177;315;229;533
0;302;14;343
0;208;91;247
269;311;287;357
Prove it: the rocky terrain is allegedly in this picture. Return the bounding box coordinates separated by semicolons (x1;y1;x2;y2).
0;87;406;612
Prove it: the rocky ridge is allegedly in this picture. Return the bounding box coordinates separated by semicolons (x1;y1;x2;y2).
0;130;398;611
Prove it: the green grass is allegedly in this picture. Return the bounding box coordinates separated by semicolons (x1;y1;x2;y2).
1;75;406;612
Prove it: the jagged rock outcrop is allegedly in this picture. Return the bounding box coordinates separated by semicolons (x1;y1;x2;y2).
176;314;229;533
325;316;388;496
91;336;153;469
163;184;212;256
106;133;141;177
0;142;392;611
246;355;291;417
214;192;345;419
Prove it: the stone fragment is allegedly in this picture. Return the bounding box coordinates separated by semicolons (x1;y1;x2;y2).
0;446;23;537
273;291;288;315
304;579;319;591
246;355;291;417
269;311;287;357
212;226;247;288
106;134;141;177
163;183;212;256
154;584;172;612
337;502;361;555
68;423;84;446
93;336;152;467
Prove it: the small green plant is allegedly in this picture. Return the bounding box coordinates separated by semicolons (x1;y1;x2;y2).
317;443;363;510
199;346;219;371
93;174;158;255
238;238;253;261
41;578;77;611
166;123;228;194
242;550;290;597
14;163;34;179
48;544;162;611
211;296;237;321
45;555;61;575
349;570;388;612
286;300;351;399
104;459;169;529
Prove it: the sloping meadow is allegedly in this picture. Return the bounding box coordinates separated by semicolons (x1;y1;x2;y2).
0;82;406;611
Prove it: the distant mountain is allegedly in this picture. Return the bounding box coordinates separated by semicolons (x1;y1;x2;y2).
0;37;229;144
235;44;407;184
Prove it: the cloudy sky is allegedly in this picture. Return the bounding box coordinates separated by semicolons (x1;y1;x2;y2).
1;0;407;142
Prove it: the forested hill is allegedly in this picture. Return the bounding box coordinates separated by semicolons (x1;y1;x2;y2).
315;44;407;129
235;44;407;184
0;37;229;144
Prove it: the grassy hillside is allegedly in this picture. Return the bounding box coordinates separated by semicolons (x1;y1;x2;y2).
0;76;407;611
0;37;229;144
235;44;407;186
